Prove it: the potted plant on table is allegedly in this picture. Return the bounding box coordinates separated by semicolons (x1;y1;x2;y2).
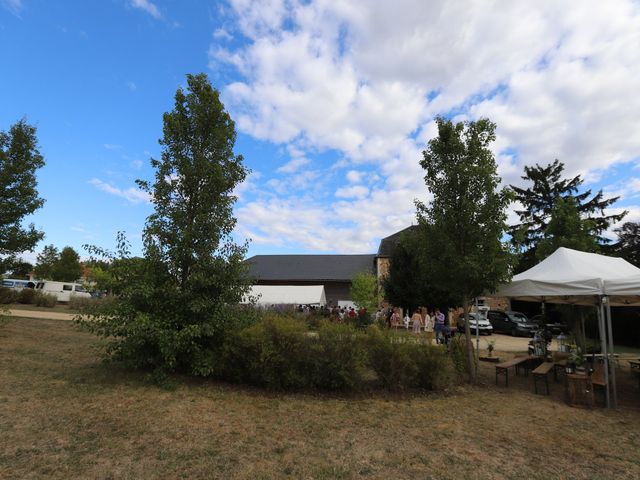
486;340;495;357
568;345;586;374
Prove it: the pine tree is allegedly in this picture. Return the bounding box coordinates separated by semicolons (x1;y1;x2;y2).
510;160;626;271
613;222;640;267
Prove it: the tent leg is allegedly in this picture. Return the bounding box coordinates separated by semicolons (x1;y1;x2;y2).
605;299;617;409
597;301;611;409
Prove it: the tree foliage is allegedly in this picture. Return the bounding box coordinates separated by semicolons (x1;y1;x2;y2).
382;228;459;312
415;117;514;381
614;222;640;267
54;246;83;282
510;159;625;271
8;260;33;279
79;74;252;378
350;272;380;313
536;196;599;260
0;119;45;273
34;244;59;280
34;244;82;281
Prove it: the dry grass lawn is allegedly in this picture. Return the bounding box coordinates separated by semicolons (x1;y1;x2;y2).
1;316;639;479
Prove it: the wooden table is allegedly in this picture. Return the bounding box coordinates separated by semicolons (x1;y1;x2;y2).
565;373;594;408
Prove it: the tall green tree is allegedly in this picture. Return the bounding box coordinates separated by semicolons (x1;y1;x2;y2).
0;119;45;273
8;260;33;279
510;160;625;272
536;196;599;260
350;272;380;314
415;117;514;381
52;246;82;282
34;244;59;280
382;228;458;312
80;73;252;378
614;222;640;267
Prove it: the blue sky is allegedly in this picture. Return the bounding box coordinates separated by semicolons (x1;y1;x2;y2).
2;0;640;264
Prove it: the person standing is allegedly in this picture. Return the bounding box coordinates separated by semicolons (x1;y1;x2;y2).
403;311;410;330
424;310;434;344
411;309;423;335
390;308;400;329
434;308;446;343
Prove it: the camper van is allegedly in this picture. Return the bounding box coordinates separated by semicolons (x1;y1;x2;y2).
35;281;91;302
1;279;36;290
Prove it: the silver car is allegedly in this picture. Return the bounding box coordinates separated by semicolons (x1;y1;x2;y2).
457;312;493;335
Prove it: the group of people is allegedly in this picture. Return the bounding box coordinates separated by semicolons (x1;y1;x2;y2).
381;307;451;344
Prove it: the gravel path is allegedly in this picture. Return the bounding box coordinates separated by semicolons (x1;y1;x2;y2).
4;309;76;321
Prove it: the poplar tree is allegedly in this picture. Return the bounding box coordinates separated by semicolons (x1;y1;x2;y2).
0;119;45;273
416;117;514;382
80;74;251;378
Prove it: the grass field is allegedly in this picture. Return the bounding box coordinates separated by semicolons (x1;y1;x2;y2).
1;316;639;479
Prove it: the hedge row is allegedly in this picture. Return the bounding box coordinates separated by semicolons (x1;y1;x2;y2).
0;287;57;307
216;314;460;392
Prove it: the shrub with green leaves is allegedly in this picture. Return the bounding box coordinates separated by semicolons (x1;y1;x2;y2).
33;291;57;307
222;314;312;390
310;321;367;391
0;287;19;304
17;287;36;304
365;326;419;390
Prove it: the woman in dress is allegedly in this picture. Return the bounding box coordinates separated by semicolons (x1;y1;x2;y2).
424;310;434;344
411;309;423;335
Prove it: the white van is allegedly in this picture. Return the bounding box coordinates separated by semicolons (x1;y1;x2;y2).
35;281;91;302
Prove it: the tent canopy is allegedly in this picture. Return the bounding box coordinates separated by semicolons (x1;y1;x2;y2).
495;247;640;306
244;285;327;306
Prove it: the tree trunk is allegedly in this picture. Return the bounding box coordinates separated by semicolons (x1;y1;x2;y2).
463;296;476;383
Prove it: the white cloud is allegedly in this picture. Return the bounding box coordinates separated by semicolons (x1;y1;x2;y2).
335;185;368;199
126;81;137;91
1;0;22;16
213;27;233;41
131;159;144;169
129;0;161;19
276;157;309;173
103;143;122;150
218;0;640;252
89;178;151;204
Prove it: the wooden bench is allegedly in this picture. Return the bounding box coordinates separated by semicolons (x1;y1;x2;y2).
532;362;555;395
552;352;569;382
495;356;532;387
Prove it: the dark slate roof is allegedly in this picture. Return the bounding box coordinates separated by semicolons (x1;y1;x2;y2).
376;225;419;257
247;254;375;281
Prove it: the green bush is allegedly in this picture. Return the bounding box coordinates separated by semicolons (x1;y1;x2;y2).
365;326;419;390
448;334;473;378
68;295;97;311
223;314;312;390
310;321;367;391
33;291;57;307
17;288;36;304
414;343;455;390
0;287;19;304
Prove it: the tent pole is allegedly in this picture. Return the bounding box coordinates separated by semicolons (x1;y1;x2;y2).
605;299;617;408
474;297;480;379
597;300;610;409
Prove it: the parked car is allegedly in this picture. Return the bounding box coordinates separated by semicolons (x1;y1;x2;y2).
487;310;537;337
34;281;91;302
530;314;568;335
457;312;493;335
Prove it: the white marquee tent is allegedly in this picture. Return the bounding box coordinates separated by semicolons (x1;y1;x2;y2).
244;285;327;306
495;247;640;408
